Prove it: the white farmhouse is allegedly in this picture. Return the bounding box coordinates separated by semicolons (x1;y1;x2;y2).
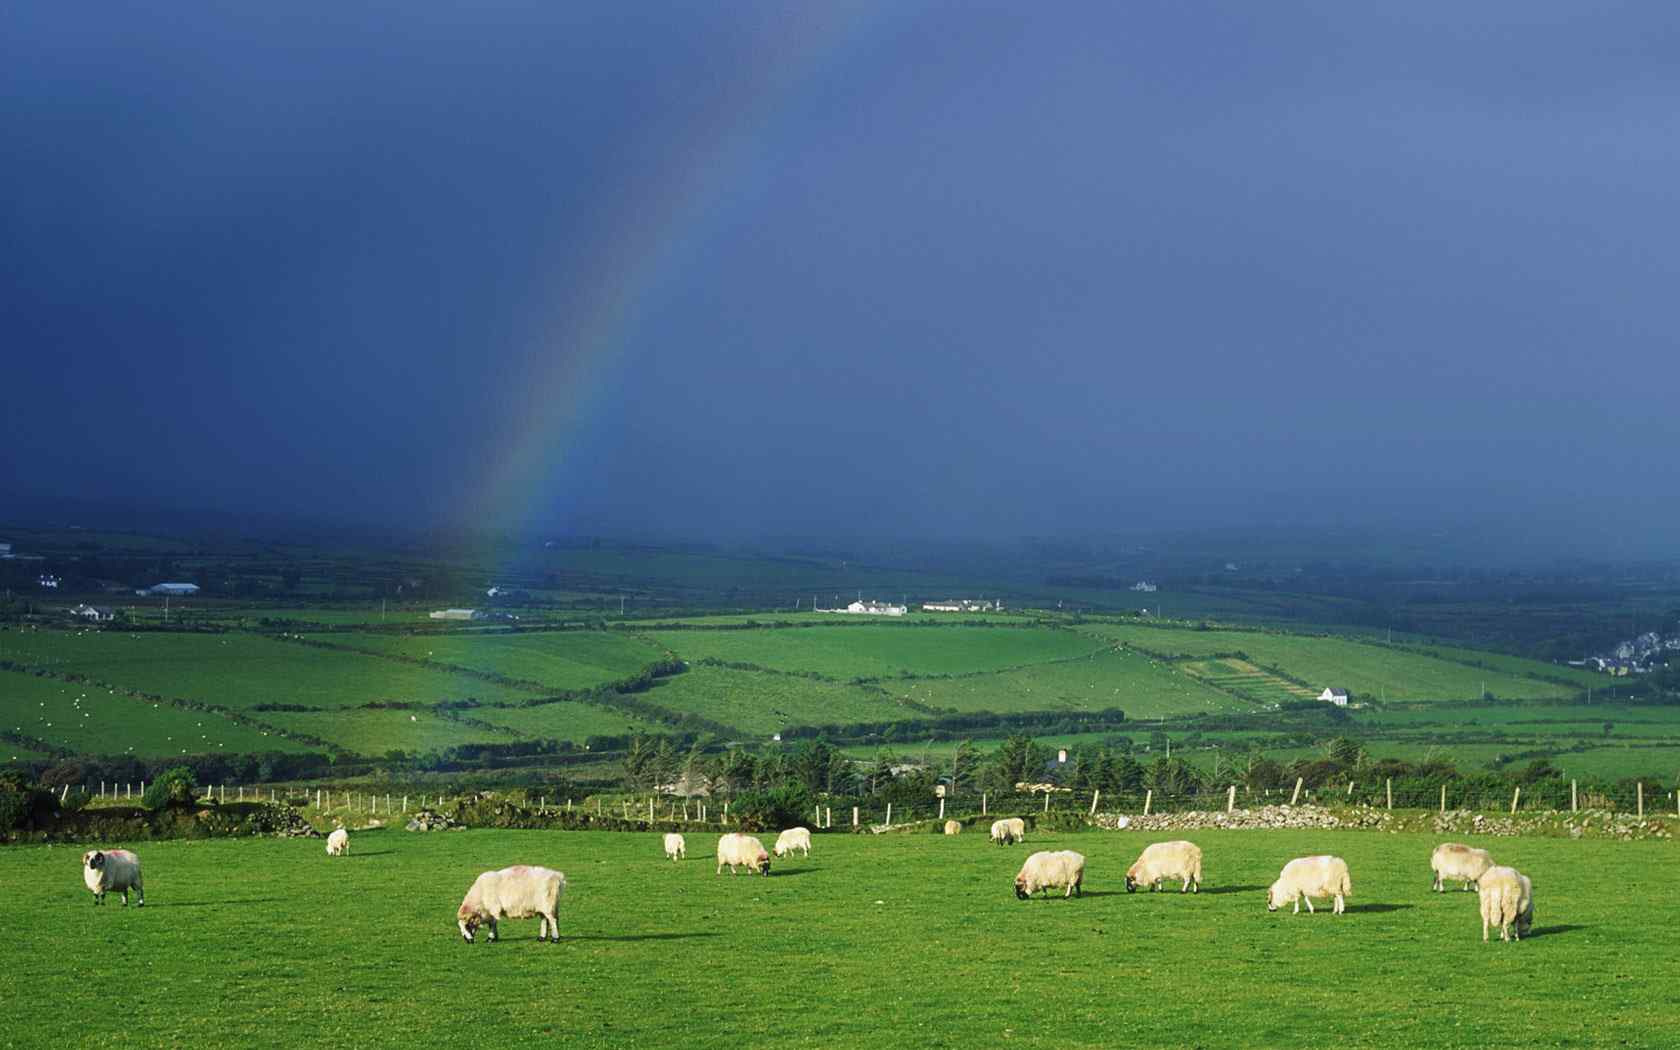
1318;687;1350;706
429;608;486;621
146;582;200;596
1131;581;1158;593
836;600;906;616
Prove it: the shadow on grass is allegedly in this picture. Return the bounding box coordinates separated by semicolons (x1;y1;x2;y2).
768;868;816;878
1201;884;1266;896
155;898;286;909
1526;924;1586;939
1344;903;1413;914
1076;891;1130;899
340;850;397;858
566;932;720;943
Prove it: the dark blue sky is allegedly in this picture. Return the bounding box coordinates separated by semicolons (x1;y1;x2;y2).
4;4;1676;553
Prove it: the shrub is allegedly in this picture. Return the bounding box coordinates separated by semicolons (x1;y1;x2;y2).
730;784;815;833
142;767;199;811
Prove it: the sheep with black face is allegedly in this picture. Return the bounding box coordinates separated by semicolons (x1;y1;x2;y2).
82;849;144;907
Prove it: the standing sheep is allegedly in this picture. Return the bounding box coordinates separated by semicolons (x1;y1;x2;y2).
81;849;144;907
716;833;771;875
773;827;812;858
456;865;566;944
943;820;962;836
989;817;1027;846
1265;855;1351;915
326;828;350;857
663;833;686;862
1014;850;1086;899
1478;866;1534;943
1430;843;1493;892
1125;840;1202;894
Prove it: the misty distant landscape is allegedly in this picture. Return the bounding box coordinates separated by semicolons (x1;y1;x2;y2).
3;4;1677;1049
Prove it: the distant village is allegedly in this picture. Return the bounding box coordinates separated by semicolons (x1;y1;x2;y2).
1571;629;1680;676
816;597;1004;617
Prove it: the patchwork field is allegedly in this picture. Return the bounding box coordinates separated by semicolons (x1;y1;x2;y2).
646;624;1099;679
0;631;545;709
0;827;1666;1049
465;701;666;742
315;631;665;691
895;646;1243;719
636;666;903;736
0;670;312;757
1181;657;1317;704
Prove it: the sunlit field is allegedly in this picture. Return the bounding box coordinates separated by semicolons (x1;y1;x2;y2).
1;826;1666;1049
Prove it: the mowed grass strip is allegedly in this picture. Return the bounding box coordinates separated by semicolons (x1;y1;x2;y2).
648;624;1099;679
899;647;1245;718
315;631;665;691
1076;624;1581;701
0;670;312;757
636;666;905;735
0;828;1664;1049
254;708;517;754
0;631;544;709
465;702;665;744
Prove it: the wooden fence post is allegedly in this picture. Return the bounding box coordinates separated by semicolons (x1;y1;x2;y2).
1289;778;1303;806
1091;789;1101;816
1385;779;1392;810
403;796;408;813
1042;792;1049;814
981;793;988;816
1440;783;1446;813
1570;780;1578;813
938;798;945;820
852;806;859;828
649;798;654;823
1143;789;1153;816
1637;782;1644;819
1510;786;1520;814
885;803;892;827
1227;785;1236;813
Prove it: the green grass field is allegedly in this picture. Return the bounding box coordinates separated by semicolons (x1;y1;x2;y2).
0;631;545;709
637;666;903;735
647;624;1099;678
896;647;1242;718
313;631;666;691
0;827;1666;1048
0;670;312;757
464;701;665;742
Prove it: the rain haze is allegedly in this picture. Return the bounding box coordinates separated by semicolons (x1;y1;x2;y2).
4;3;1677;557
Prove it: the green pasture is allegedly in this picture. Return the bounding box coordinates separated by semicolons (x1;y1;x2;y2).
0;671;309;758
0;631;544;710
647;624;1098;679
637;666;903;735
1;827;1668;1048
465;701;665;743
254;708;517;755
897;647;1242;719
315;631;665;691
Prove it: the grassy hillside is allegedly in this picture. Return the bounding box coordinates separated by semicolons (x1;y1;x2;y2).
636;666;903;736
0;828;1666;1049
314;630;666;691
645;624;1098;679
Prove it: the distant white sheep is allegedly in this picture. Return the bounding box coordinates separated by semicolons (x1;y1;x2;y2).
1479;866;1534;943
663;833;686;862
1125;840;1202;894
1014;850;1086;899
456;865;566;944
943;820;962;836
326;828;349;857
1430;842;1492;892
82;849;144;906
773;827;812;858
989;817;1027;846
716;833;771;875
1266;855;1350;915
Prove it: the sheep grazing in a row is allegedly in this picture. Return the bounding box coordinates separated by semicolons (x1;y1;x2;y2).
774;827;812;858
663;833;686;862
1266;855;1351;915
1478;866;1534;943
326;828;350;857
457;865;566;944
1430;843;1492;892
716;832;771;875
1014;850;1086;899
1125;840;1202;894
943;820;962;836
82;849;144;907
989;817;1026;846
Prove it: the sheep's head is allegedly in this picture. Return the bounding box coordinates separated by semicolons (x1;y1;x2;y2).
755;853;771;876
1265;881;1284;911
1124;873;1138;894
85;851;105;870
457;902;483;942
1014;874;1030;900
773;844;787;857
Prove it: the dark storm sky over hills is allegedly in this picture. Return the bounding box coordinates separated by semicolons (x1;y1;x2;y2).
3;3;1676;554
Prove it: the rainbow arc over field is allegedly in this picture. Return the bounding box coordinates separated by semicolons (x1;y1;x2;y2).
464;3;901;536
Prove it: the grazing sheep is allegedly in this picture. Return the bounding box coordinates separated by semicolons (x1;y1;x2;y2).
1125;840;1203;894
1479;866;1534;943
989;817;1027;846
1430;842;1493;892
773;827;812;858
326;828;350;857
1014;850;1086;899
943;820;962;836
663;833;686;862
456;865;566;944
81;849;144;907
716;833;771;876
1266;855;1351;915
